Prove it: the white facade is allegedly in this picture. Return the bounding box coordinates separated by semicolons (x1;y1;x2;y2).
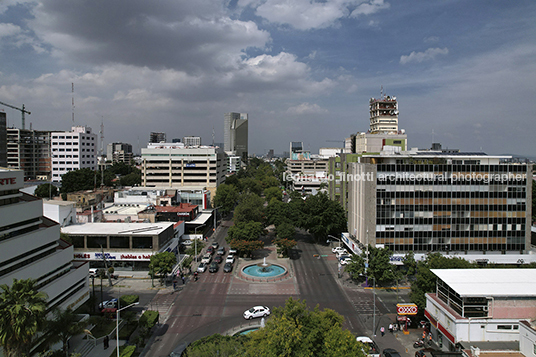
182;136;201;146
43;199;77;227
227;155;241;173
0;169;89;311
51;126;97;182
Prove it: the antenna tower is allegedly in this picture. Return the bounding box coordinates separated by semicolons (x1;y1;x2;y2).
71;83;75;124
100;119;104;157
212;126;215;146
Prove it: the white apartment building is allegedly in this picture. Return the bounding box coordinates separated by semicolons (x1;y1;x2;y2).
141;143;226;198
51;126;97;182
183;136;201;146
0;168;89;311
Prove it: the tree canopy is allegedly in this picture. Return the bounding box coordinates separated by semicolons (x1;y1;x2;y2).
301;192;347;242
226;221;263;242
233;193;265;224
34;183;58;198
213;184;239;216
264;186;282;202
148;252;176;283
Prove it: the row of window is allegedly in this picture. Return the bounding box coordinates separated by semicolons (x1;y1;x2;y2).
0;244;57;278
52;142;95;146
70;235;153;249
380;243;526;252
52;135;95;140
377;204;526;211
377;191;526;198
376;230;526;238
376;218;526;226
377;164;527;172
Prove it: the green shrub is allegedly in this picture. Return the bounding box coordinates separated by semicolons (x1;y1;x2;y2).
118;321;138;340
110;344;136;357
119;295;139;307
139;310;159;329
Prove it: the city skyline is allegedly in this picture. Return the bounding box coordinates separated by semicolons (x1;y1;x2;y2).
0;1;535;157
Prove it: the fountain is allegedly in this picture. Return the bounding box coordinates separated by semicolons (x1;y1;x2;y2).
242;257;287;279
257;258;272;273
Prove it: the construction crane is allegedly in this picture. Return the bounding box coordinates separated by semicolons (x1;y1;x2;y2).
0;101;31;130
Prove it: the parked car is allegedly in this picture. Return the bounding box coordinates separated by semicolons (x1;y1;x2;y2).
226;255;235;264
340;257;352;265
209;262;219;273
223;262;233;273
181;240;193;246
197;262;207;273
383;348;402;357
99;298;118;309
415;348;438;357
206;246;215;255
216;247;226;255
356;336;380;357
89;268;99;277
201;254;212;264
229;248;237;255
211;242;219;249
213;255;223;264
332;247;347;255
243;306;270;320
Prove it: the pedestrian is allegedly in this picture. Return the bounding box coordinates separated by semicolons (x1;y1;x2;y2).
103;335;109;349
380;326;385;336
389;323;393;333
181;276;185;284
428;332;433;346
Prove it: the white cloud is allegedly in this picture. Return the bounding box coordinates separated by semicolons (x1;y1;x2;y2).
400;47;449;64
350;0;390;17
0;23;22;37
423;36;439;43
287;102;328;115
243;0;390;30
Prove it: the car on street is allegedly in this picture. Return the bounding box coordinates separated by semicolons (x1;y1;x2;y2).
99;298;118;309
243;306;270;319
197;262;207;273
216;247;226;255
89;268;99;277
414;348;438;357
383;348;402;357
229;248;237;255
226;255;235;264
213;255;223;264
206;246;215;255
356;336;380;357
209;262;219;273
181;240;193;246
201;253;212;264
340;257;352;265
332;247;347;255
223;262;233;273
211;242;219;249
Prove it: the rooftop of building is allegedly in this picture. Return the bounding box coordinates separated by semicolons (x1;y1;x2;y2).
43;199;76;206
431;269;536;297
61;222;174;235
154;203;197;213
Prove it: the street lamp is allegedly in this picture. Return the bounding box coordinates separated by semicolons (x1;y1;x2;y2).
116;302;139;357
327;234;341;248
194;224;206;263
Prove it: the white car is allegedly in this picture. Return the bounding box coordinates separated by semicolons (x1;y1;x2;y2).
335;250;349;258
332;247;347;254
225;255;235;264
340;257;352;265
197;262;208;273
356;336;380;357
243;306;270;320
98;298;118;309
229;248;237;255
201;254;212;264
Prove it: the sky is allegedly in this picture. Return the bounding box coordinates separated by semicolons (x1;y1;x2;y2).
1;0;535;157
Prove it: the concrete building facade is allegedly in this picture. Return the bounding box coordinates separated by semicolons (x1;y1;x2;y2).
224;112;248;161
7;128;52;180
149;132;166;144
0;112;6;167
369;94;399;134
106;142;133;164
51;126;97;183
0;168;89;311
182;136;201;146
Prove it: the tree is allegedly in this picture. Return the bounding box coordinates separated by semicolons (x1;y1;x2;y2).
265;199;291;227
264;186;282;202
274;238;297;257
367;246;395;285
119;170;141;186
148;252;176;285
60;168;97;194
244;298;364;357
345;254;366;280
240;177;263;195
301;193;347;242
275;222;295;240
229;239;264;258
233;193;265;224
226;221;263;243
403;251;417;277
45;308;87;357
184;334;246;356
0;278;48;357
213;184;239;216
34;183;58;198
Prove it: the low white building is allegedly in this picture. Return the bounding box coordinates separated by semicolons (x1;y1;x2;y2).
425;269;536;351
51;126;97;182
43;199;77;227
0;168;89;311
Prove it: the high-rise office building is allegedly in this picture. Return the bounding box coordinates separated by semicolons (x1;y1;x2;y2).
149;132;166;144
106;142;133;163
224;113;248;161
7;128;52;180
51;126;97;182
0;112;6;167
0;168;89;311
369;94;399;134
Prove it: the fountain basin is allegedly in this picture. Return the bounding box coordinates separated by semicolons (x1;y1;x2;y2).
241;263;287;278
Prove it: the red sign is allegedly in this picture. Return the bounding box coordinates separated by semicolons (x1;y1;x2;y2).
397;315;407;322
0;177;16;185
397;303;418;315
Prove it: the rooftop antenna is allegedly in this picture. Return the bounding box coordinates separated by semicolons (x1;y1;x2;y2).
431;129;435;147
100;118;104;157
212;125;215;146
380;85;384;99
71;83;75;124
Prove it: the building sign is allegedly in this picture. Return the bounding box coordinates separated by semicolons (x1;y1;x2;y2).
74;251;155;261
0;177;16;185
397;303;418;315
177;212;190;216
185;163;196;168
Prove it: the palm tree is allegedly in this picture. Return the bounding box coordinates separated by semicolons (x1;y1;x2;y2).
45;308;87;357
0;278;48;357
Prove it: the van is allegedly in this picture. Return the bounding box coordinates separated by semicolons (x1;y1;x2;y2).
356;336;380;357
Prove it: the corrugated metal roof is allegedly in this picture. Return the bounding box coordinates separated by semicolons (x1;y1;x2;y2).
431;269;536;297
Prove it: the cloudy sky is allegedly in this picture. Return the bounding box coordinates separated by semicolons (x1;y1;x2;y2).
1;0;535;157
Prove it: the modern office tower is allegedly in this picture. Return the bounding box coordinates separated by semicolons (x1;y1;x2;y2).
0;112;6;167
141;142;226;198
369;94;399;133
346;151;532;258
290;141;305;159
149;132;166;144
183;136;201;146
224;112;248;161
7;128;53;180
227;155;241;173
106;142;133;163
51;126;97;183
0;168;89;311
